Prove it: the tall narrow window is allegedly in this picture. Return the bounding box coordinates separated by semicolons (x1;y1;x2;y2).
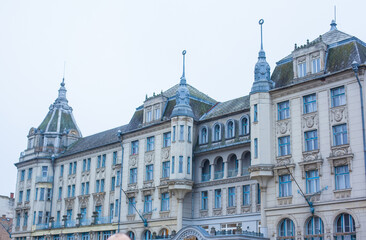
188;126;191;142
335;165;350;190
146;111;152;122
58;187;62;200
115;199;119;217
303;94;317;114
306;170;319;194
97;155;101;168
187;157;191;174
311;58;320;74
254;104;258;122
26;189;31;202
60;165;64;177
162;161;170;178
279;218;295;239
154;108;160;120
82;183;85;195
201;191;208;210
147;137;155;151
72;185;75;197
172;126;176;142
42;166;48;178
228;187;236;207
279;175;292;197
39;188;45;201
243;185;250;205
96;180;100;193
85;182;89;194
113;151;117;165
179;156;183;173
305;130;318;151
131;141;139;155
146;165;154;181
171;157;175;174
161;193;169;211
227;121;234;138
298;62;307;77
87;158;91;171
69;163;72;175
305;216;324;240
144;195;152;213
111;177;115;191
241;116;249;135
128;197;136;215
116;171;120;186
214;124;221;141
335;213;355;239
163;132;171;147
180;125;184;141
21;170;25;181
35;188;38;200
331;86;346;107
200;127;208;144
214;189;221;208
254;138;258;158
130;168;137;184
333;124;347;146
82;159;86;172
278;136;291;156
102;154;106;168
28;168;33;180
278;101;290;120
18;191;23;203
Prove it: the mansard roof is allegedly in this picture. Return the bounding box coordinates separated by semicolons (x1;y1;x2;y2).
272;27;366;89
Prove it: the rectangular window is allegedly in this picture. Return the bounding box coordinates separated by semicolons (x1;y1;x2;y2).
28;168;33;180
102;154;106;168
180;125;184;141
279;174;292;197
146;164;154;181
228;187;236;207
163;132;171;147
60;165;64;177
161;192;169;211
73;162;77;174
257;183;261;204
19;191;23;202
82;159;86;172
26;189;30;202
87;158;91;171
67;209;72;222
179;156;183;173
278;101;290;120
303;94;317;114
100;179;104;192
162;161;170;178
47;188;52;201
335;165;350;190
72;185;75;197
147;136;155;151
113;151;117;165
35;188;38;200
331;86;346;107
214;189;221;208
131;141;139;155
243;185;250;205
39;188;45;201
172;126;176;142
254;138;258;158
130;168;137;184
16;213;20;227
33;211;36;225
155;108;160;120
201;191;208;210
21;170;25;181
306;170;320;194
278;136;291;156
111;177;115;191
81;183;85;195
42;166;48;178
253;104;258;122
109;203;114;222
67;185;71;198
58;187;62;200
171;157;175;174
85;182;89;194
80;208;86;223
144;195;152;213
96;180;100;193
116;171;120;186
24;212;28;226
69;163;72;175
97;155;101;168
128;197;135;215
188;126;191;142
298;62;306;77
187;157;191;174
333;124;348;146
311;58;320;74
38;211;43;224
305;130;318;151
56;211;61;224
146;110;152;122
115;199;119;217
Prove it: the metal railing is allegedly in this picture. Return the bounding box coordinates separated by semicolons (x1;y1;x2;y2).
201;173;211;182
95;217;111;225
52;222;62;228
214;171;223;179
227;169;238;178
36;223;49;230
36;176;54;183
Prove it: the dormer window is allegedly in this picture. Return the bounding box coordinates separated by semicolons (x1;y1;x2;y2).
298;62;307;77
311;58;320;74
154;108;160;120
146;111;152;122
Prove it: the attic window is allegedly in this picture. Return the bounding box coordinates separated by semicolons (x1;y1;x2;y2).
298;62;307;77
154;108;160;120
146;111;152;122
311;58;320;74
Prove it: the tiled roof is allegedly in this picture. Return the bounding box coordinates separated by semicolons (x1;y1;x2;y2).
61;125;128;157
163;84;217;104
200;96;250;120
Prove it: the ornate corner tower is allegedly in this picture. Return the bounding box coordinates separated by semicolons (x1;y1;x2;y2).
168;50;194;230
249;19;274;238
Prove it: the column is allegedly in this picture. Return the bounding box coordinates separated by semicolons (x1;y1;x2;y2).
210;163;215;180
238;158;242;176
223;161;228;179
260;186;268;237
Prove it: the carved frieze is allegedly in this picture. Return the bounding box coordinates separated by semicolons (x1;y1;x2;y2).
330;145;352;158
241;206;251;214
330;106;347;123
328;145;353;174
127;183;138;191
276;120;291;135
127;215;135;221
143;181;154;189
194;176;248;188
276;155;293;166
302;150;321;162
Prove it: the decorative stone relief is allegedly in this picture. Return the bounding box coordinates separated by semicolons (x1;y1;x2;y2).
162;148;170;160
276;120;291;135
65;197;75;209
276;156;292;166
127;183;137;191
302;113;318;129
277;196;292;205
213;209;222;216
330;145;352;158
159;211;170;219
129;156;137;167
143;181;154;189
302;150;321;162
226;207;236;215
334;189;351;199
127;215;135;221
330;106;347;123
328;145;353;174
241;206;251;213
92;192;105;206
199;210;208;217
145;152;155;164
78;195;89;208
274;165;294;183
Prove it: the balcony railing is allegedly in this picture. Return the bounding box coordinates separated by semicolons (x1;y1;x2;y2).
227;169;238;178
65;220;76;228
201;173;211;182
80;218;92;226
214;171;223;179
52;222;62;228
95;217;111;225
36;223;49;230
36;176;54;183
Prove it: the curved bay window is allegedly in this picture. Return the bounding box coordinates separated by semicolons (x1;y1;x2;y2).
334;213;356;240
201;160;211;182
278;218;295;240
305;216;324;240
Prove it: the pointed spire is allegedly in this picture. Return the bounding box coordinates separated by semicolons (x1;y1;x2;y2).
180;50;187;85
330;6;337;31
250;19;274;94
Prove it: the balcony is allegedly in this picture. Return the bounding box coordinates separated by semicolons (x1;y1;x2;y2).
201;173;211;182
214;171;223;179
36;223;49;230
227;169;238;178
94;217;111;225
36;176;54;183
80;219;92;226
65;220;76;228
52;222;62;228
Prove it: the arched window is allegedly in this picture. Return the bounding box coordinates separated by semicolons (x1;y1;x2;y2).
305;216;323;240
227;120;234;138
241;152;251;176
213;124;221;141
278;218;295;239
127;231;135;240
159;229;169;239
334;213;356;239
227;154;238;178
201;160;211;182
143;230;152;240
200;127;208;144
214;157;224;179
241;116;250;135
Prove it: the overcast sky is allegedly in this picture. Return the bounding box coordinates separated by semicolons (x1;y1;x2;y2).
1;0;365;196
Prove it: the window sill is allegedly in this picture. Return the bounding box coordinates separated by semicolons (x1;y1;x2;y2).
333;188;351;199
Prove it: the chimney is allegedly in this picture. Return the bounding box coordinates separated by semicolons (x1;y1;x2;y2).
10;193;14;199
